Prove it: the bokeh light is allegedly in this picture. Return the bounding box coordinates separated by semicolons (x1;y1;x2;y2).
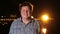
42;28;47;34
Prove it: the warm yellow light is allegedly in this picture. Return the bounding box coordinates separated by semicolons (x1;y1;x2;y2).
31;16;34;18
42;28;47;34
42;15;49;21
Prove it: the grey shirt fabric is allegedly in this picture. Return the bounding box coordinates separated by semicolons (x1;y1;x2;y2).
9;18;40;34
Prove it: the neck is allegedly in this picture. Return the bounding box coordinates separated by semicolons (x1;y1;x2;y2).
22;17;31;24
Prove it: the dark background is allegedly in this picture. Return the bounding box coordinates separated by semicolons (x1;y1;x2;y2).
0;0;60;34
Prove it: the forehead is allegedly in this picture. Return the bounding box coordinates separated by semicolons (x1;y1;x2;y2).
21;6;30;9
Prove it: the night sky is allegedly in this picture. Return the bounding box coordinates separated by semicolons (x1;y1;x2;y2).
0;0;60;34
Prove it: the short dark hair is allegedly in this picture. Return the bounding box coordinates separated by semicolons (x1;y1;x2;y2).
19;2;33;13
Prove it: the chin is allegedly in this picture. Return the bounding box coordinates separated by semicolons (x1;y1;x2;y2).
21;15;30;18
22;16;28;18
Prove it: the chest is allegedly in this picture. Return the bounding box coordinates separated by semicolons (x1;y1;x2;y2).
13;22;38;34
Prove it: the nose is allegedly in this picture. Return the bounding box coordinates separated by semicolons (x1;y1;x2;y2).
25;10;28;13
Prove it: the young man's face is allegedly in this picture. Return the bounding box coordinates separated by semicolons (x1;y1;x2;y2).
20;6;31;19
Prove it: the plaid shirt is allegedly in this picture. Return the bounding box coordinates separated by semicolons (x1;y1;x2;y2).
9;18;40;34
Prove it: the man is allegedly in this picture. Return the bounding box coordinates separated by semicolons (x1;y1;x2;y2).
9;2;40;34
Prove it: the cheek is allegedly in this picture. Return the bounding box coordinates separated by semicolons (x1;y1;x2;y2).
28;12;31;16
21;11;24;16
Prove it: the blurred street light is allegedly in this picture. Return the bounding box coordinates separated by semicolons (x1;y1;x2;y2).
41;14;49;22
1;16;3;18
42;28;47;34
31;16;34;19
40;14;49;34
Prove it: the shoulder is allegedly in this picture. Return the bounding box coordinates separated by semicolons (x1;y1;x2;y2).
10;18;21;29
32;18;40;23
10;17;21;27
32;18;41;28
13;17;21;22
11;17;21;25
32;18;41;25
